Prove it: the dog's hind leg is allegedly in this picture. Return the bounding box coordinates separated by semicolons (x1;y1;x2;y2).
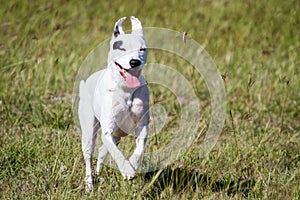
95;145;108;175
79;80;100;191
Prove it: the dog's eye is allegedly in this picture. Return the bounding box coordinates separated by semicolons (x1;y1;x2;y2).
139;48;147;52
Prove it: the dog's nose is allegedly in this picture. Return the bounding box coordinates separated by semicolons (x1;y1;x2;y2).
129;59;141;68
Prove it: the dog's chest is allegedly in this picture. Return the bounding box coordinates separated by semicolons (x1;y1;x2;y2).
111;90;142;134
113;90;136;117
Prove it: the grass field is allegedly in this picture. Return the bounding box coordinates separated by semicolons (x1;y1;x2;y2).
0;0;299;199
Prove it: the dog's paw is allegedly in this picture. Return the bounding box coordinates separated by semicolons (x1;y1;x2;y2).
120;160;136;180
84;175;94;191
123;173;136;180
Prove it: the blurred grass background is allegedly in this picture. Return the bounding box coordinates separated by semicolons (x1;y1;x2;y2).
0;0;299;199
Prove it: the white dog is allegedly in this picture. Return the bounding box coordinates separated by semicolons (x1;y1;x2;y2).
78;16;149;190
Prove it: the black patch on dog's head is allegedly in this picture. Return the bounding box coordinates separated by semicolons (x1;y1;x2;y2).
113;40;126;51
114;26;120;37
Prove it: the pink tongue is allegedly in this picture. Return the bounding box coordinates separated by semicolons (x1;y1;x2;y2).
125;72;141;88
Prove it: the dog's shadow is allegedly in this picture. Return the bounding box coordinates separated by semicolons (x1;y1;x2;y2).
141;167;256;198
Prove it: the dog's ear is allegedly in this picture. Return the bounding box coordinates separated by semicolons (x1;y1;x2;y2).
130;16;143;35
113;17;126;37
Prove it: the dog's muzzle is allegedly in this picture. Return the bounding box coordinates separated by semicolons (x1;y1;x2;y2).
115;61;142;88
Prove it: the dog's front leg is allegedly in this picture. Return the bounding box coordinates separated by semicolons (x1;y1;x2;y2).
96;136;121;175
129;124;148;171
101;133;136;179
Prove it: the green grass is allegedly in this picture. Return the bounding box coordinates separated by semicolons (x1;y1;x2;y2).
1;0;299;199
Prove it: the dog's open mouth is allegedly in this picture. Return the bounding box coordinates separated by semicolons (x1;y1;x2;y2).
115;62;141;88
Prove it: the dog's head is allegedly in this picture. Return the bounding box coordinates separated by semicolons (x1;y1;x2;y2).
108;16;148;88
